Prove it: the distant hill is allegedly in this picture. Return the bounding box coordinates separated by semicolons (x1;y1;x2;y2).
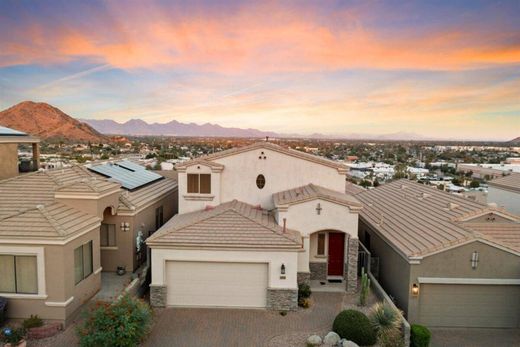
508;136;520;145
82;118;280;138
0;101;105;142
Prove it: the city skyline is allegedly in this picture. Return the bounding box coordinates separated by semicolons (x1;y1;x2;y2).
1;1;519;141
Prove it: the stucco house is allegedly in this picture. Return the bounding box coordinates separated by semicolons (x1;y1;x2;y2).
355;180;520;328
0;162;177;324
487;172;520;215
147;142;362;310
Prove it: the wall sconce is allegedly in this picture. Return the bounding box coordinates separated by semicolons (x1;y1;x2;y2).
280;263;286;275
471;251;479;269
411;283;419;296
120;222;130;232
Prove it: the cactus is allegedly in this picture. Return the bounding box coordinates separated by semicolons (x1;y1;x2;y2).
359;267;371;306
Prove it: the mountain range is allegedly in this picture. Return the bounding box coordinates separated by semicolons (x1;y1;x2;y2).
0;101;105;142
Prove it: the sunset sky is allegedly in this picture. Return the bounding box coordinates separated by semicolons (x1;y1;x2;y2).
1;1;519;140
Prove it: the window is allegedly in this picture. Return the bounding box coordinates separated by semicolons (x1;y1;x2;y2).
0;255;37;294
74;241;93;285
187;174;211;194
317;233;326;256
100;223;116;247
155;206;164;230
256;174;266;189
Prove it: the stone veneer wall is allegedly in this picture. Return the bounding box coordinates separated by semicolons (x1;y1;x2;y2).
309;262;327;280
266;288;297;311
150;285;167;307
345;238;359;293
297;272;311;286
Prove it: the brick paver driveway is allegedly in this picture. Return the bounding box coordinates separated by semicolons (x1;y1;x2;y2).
430;328;520;347
144;292;343;347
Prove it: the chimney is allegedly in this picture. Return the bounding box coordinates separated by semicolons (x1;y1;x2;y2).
283;218;287;233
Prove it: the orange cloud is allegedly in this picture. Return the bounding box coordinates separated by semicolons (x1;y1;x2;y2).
1;2;519;72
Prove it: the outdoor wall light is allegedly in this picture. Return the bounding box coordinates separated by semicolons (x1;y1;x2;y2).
281;263;286;275
411;283;419;296
120;222;130;232
471;251;479;269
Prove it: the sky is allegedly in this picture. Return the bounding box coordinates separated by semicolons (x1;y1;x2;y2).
0;0;519;141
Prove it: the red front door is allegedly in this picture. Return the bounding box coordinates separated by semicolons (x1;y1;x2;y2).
327;232;345;276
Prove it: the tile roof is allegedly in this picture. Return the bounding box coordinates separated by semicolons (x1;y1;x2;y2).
147;200;302;249
488;173;520;193
118;177;178;212
462;222;520;253
273;183;362;209
345;181;366;195
175;142;348;171
0;202;99;240
356;180;520;258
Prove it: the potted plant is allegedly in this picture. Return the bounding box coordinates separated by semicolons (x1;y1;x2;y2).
1;327;26;347
116;266;126;276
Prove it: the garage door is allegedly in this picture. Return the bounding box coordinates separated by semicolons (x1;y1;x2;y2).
419;284;520;328
165;261;268;308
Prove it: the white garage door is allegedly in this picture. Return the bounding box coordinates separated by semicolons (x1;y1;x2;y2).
419;284;520;328
165;261;268;308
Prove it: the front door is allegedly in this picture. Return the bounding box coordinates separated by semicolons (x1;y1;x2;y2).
327;232;345;276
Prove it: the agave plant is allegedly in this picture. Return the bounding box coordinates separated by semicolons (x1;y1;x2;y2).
369;302;403;347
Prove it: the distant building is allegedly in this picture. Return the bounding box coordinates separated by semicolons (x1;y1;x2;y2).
0;126;40;180
487;173;520;215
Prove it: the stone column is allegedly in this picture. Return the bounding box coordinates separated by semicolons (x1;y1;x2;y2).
266;288;297;311
32;142;40;171
345;238;359;293
150;284;167;307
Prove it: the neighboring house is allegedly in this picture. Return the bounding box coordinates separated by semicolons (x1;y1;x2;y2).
147;142;362;310
0;126;40;180
355;180;520;328
487;173;520;215
0;162;177;324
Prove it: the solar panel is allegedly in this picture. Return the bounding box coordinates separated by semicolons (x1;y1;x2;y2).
0;126;27;136
88;160;163;190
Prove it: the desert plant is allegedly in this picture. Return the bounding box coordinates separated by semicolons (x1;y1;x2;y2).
22;314;43;331
410;324;431;347
332;309;377;346
298;283;312;307
369;302;403;347
359;267;370;306
76;295;152;347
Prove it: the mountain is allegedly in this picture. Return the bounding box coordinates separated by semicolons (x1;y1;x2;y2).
0;101;105;142
508;136;520;145
82;118;280;138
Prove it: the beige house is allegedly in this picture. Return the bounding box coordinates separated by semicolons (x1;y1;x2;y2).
355;180;520;328
0;126;40;180
0;163;177;324
487;173;520;215
147;142;361;310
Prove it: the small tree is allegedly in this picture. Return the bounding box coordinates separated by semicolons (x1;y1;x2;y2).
437;184;445;191
359;267;370;306
469;180;480;188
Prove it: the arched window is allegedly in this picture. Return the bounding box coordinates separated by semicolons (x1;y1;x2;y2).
256;174;265;189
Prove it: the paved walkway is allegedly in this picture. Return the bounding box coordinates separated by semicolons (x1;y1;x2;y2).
430;328;520;347
144;292;344;347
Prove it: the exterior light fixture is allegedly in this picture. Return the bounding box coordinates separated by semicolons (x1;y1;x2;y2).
120;222;130;232
411;283;419;296
471;251;479;269
281;264;286;275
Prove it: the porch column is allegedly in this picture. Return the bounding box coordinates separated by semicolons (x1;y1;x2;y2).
345;237;359;293
32;142;40;171
297;236;311;286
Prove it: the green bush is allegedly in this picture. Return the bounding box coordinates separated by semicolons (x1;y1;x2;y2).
23;314;44;331
1;327;25;345
411;324;431;347
333;309;377;346
298;283;311;307
77;295;152;347
369;302;402;347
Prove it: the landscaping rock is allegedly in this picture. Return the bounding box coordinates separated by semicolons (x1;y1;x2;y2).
306;334;322;346
342;340;359;347
323;331;341;346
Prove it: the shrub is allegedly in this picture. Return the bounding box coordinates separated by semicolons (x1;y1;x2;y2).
23;314;44;331
77;295;152;347
369;302;402;347
410;324;431;347
298;283;311;307
332;309;377;346
1;327;25;345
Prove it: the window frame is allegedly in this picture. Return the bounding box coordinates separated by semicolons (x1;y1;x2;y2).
187;173;211;194
317;233;326;256
100;223;117;247
0;254;38;294
74;241;93;285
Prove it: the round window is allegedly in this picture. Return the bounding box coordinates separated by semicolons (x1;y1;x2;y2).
256;174;266;189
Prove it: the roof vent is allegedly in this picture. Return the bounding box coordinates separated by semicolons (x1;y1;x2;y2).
378;213;384;226
487;202;498;208
448;202;459;210
400;184;407;189
36;204;44;210
422;193;431;199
